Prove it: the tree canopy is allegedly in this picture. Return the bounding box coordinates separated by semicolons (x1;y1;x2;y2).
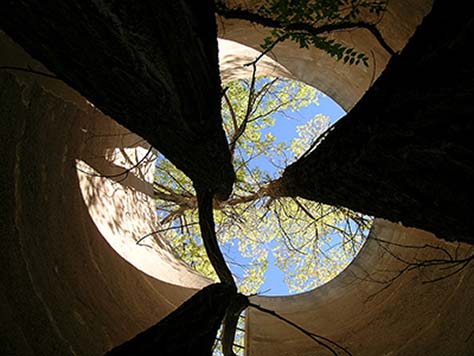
153;72;371;294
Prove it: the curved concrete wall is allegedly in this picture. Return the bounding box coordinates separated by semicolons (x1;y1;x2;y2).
248;221;474;355
218;0;432;110
2;1;474;355
218;38;294;83
0;32;209;356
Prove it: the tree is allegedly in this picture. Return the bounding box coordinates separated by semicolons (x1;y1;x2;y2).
215;0;395;62
153;72;371;295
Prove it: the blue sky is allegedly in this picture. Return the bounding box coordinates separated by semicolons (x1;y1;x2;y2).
269;94;345;143
155;85;347;296
230;93;346;296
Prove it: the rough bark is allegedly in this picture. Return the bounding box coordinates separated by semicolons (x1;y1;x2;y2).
105;283;235;356
0;0;235;199
280;0;474;243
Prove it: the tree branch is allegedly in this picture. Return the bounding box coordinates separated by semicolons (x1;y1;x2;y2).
77;146;153;181
292;197;316;220
196;188;236;286
154;187;197;209
136;222;199;245
229;62;258;156
160;206;189;225
215;1;395;56
223;90;239;137
249;302;353;356
222;294;249;356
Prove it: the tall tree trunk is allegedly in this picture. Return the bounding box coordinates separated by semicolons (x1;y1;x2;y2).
105;284;235;356
0;0;235;199
279;0;474;243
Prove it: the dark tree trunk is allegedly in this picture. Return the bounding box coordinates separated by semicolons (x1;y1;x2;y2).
105;284;235;356
280;0;474;243
0;0;235;199
2;1;472;244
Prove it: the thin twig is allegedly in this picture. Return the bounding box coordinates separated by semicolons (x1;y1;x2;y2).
249;303;353;356
229;62;258;156
76;146;153;179
135;222;199;245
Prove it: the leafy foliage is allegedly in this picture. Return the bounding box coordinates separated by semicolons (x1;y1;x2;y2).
216;0;389;66
154;75;371;294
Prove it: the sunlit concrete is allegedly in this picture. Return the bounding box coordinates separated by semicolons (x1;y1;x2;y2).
0;32;209;356
218;38;293;83
75;120;209;288
218;0;432;110
247;221;474;355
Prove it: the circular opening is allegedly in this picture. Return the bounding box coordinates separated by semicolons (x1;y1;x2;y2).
74;38;373;297
153;70;371;295
76;125;210;289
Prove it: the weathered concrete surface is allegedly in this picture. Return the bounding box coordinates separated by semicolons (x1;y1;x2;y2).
0;34;210;355
0;0;235;199
218;38;293;83
217;0;432;111
247;220;474;356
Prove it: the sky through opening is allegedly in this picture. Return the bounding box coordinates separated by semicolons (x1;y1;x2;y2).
153;76;371;297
